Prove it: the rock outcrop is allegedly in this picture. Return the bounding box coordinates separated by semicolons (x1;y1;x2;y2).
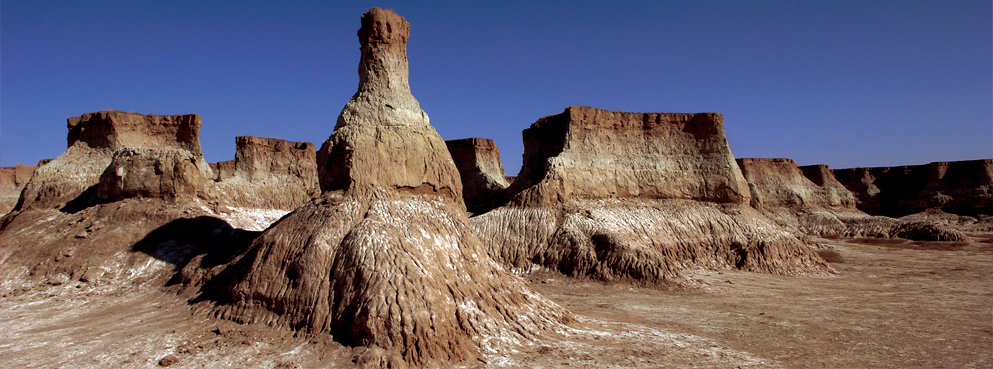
15;111;211;211
0;111;227;297
444;138;510;214
738;159;855;209
206;9;570;366
470;106;829;284
96;148;208;202
0;163;38;214
211;136;319;210
834;160;992;217
737;158;967;241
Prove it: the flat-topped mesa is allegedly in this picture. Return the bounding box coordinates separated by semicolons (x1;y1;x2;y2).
16;111;212;211
509;106;751;207
834;159;993;217
445;138;510;213
68;110;204;156
472;106;828;284
212;9;570;366
318;8;460;198
737;158;856;209
212;136;319;210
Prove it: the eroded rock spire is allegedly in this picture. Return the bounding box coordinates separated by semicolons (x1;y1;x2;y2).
212;8;571;366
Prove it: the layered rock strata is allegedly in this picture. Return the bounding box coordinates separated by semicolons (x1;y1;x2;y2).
834;160;993;217
738;158;898;237
211;136;319;210
444;137;511;214
15;111;211;211
470;106;829;284
208;8;570;366
737;158;966;241
0;163;38;214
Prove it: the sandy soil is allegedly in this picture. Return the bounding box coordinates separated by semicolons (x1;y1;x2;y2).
1;232;990;368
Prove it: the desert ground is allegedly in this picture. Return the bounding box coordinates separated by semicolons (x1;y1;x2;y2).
1;230;988;369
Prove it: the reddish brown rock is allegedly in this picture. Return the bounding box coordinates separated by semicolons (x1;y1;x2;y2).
444;137;510;213
67;111;204;156
15;111;211;211
0;163;38;214
96;148;207;202
212;136;319;210
0;111;221;297
471;106;828;284
209;8;571;366
834;159;993;217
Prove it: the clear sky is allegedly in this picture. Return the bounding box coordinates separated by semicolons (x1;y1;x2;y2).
2;1;990;173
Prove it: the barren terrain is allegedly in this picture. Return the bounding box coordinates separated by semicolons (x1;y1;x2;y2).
0;230;989;368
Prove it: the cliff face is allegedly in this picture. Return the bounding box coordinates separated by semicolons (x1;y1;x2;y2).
834;160;993;217
0;163;38;215
16;111;211;211
737;158;856;210
212;136;319;210
96;148;208;202
444;137;510;213
208;8;570;366
471;106;829;284
737;158;967;241
509;107;751;207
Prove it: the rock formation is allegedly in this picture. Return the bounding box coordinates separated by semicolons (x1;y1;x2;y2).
834;160;993;217
0;111;222;292
14;111;211;211
738;159;855;209
737;158;966;241
0;163;38;214
211;136;319;210
96;148;208;202
444;138;510;214
206;8;570;366
470;106;829;284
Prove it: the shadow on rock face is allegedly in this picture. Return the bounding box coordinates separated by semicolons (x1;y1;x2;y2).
129;216;261;289
59;186;108;214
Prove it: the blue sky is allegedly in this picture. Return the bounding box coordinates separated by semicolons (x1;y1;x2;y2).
2;1;990;173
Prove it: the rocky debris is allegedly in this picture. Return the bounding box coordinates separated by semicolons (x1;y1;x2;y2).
15;111;211;211
206;8;571;367
211;136;319;210
0;163;39;214
445;137;510;213
471;106;829;284
834;159;993;217
158;354;178;366
96;148;208;202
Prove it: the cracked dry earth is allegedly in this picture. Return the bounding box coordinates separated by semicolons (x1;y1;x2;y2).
1;232;990;368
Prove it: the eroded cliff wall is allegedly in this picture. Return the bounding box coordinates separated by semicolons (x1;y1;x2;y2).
471;106;829;284
211;136;319;210
445;137;510;213
834;160;992;217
